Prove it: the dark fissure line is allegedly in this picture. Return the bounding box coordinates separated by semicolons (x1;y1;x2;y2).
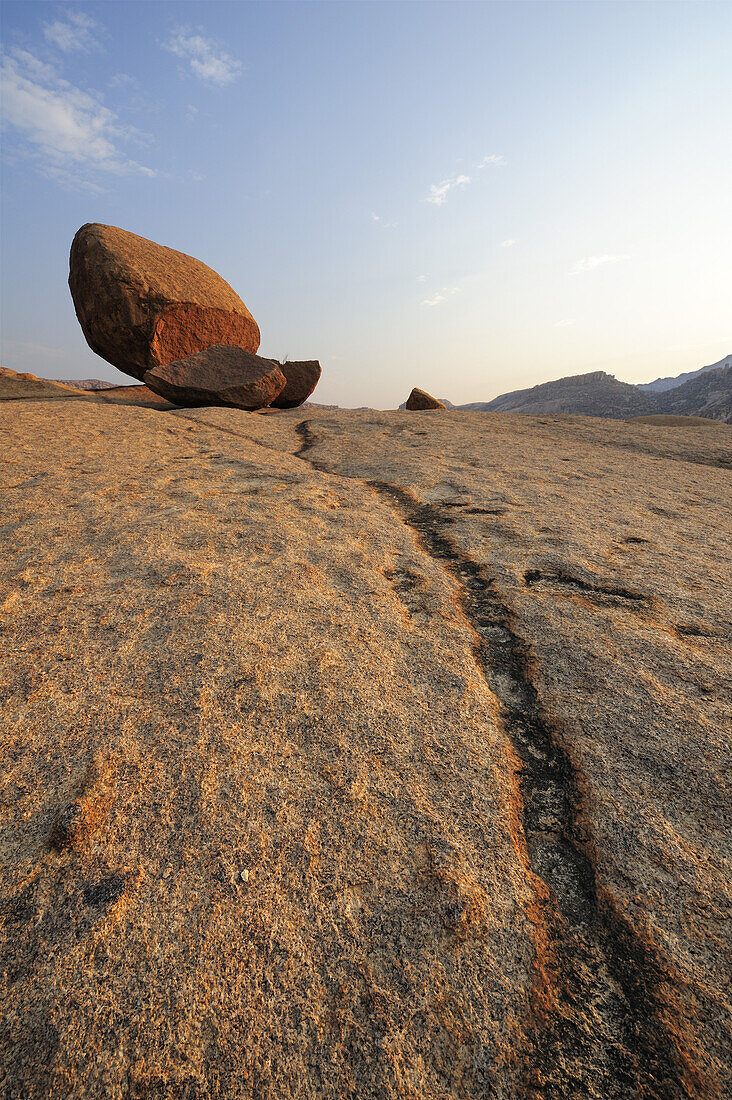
294;420;687;1098
523;568;647;605
295;419;319;462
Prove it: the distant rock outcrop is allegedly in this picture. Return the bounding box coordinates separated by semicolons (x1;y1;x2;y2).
68;223;260;382
638;353;732;393
405;387;446;410
449;356;732;423
654;364;731;423
53;379;117;390
0;367;89;401
465;371;657;418
144;344;286;410
270;360;322;409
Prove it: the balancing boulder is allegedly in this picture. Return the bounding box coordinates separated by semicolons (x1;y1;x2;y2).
69;223;260;382
270;361;322;409
143;345;286;410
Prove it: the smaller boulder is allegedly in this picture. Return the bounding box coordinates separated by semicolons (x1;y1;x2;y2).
405;387;446;411
270;360;322;409
143;345;286;410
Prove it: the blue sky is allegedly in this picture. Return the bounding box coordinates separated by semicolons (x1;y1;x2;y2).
1;1;730;407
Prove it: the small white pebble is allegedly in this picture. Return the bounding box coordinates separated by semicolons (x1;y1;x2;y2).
239;869;250;884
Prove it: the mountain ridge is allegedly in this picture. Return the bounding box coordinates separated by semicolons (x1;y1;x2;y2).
441;359;732;423
637;353;732;393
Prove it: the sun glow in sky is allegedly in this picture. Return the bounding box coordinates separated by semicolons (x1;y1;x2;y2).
1;1;730;407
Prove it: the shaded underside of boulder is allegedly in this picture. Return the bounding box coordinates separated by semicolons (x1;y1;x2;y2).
270;360;322;409
143;344;286;410
69;223;260;382
405;387;446;410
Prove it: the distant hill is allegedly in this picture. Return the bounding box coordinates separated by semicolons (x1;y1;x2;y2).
53;378;117;390
460;371;659;419
654;364;731;422
637;353;732;393
1;367;91;401
431;358;732;423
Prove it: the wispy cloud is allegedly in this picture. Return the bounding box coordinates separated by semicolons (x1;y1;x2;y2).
371;211;397;228
0;49;156;189
166;30;242;86
425;174;471;206
555;318;576;328
500;238;516;248
478;154;506;168
417;274;428;283
421;285;461;307
43;11;100;53
425;154;505;206
570;253;629;275
108;72;136;89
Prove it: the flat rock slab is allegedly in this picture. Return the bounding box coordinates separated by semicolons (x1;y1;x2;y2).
69;223;260;382
144;344;286;409
1;401;730;1098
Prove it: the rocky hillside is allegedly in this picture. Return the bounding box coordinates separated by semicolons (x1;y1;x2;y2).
654;363;731;422
447;361;732;422
1;394;730;1099
463;370;659;418
52;379;117;391
638;353;732;393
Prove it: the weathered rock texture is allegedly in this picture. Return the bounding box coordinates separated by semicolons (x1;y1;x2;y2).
405;387;446;410
143;345;286;410
270;360;322;409
1;400;730;1099
68;223;260;382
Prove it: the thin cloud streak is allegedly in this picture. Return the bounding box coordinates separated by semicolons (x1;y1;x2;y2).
571;253;630;274
371;211;398;228
425;154;505;205
166;31;243;86
425;174;471;206
420;285;461;307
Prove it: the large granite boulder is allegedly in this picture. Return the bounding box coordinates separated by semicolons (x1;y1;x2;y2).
270;360;322;409
143;344;285;410
405;387;446;410
69;224;260;382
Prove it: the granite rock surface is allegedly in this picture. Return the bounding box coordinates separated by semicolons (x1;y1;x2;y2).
144;345;286;410
405;387;446;410
68;223;260;382
270;360;322;409
1;400;730;1099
